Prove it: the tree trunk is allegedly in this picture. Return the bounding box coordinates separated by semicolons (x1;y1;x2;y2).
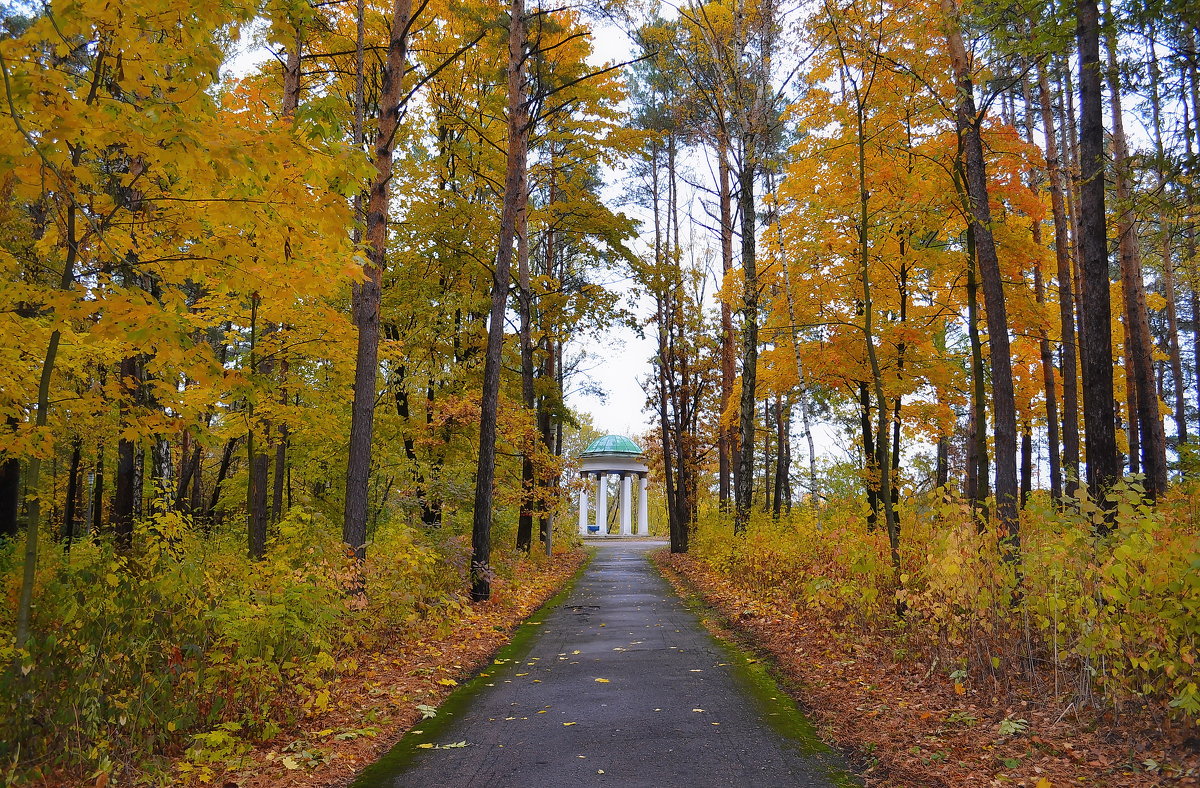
1106;33;1168;498
205;437;237;520
0;417;18;539
62;439;82;549
1147;30;1187;452
761;398;773;513
1021;422;1033;507
944;0;1019;554
472;0;528;599
860;381;879;529
113;354;139;551
1123;335;1140;475
1036;58;1081;498
92;443;104;535
965;225;989;508
516;184;535;553
734;140;759;535
1022;69;1063;501
1075;0;1120;515
772;396;787;518
718;130;735;510
345;0;414;561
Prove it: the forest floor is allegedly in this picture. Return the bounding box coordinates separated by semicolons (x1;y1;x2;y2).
172;548;588;788
656;550;1200;787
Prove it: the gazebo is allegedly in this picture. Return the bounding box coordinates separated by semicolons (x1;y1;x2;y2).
577;435;650;536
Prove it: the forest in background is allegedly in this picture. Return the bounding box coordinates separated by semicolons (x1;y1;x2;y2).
1;0;1198;781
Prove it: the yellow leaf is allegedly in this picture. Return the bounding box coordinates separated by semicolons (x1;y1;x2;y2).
438;678;458;687
563;722;576;726
417;743;435;749
1035;780;1052;788
595;678;609;683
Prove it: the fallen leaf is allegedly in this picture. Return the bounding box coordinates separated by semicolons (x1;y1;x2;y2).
595;678;610;683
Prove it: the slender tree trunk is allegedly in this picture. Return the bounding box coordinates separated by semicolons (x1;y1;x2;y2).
1147;29;1187;453
345;0;414;561
1075;0;1120;516
62;439;81;549
207;436;236;515
517;187;535;553
1106;34;1168;497
472;0;528;599
965;225;989;508
734;140;759;535
1021;422;1033;506
0;417;18;538
761;398;773;513
1022;70;1063;501
1123;336;1140;475
113;354;138;551
944;0;1019;554
15;189;79;645
92;443;104;535
772;396;787;518
860;381;879;528
1036;58;1081;498
718;130;735;510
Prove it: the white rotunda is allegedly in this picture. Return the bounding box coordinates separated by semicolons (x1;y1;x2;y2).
577;435;650;537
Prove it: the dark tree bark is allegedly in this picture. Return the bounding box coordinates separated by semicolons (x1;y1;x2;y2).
858;381;879;529
772;396;788;518
964;225;989;509
92;444;105;535
62;439;82;549
1021;69;1062;501
472;0;528;599
717;131;735;512
206;437;238;520
113;354;139;551
944;0;1019;552
345;0;414;562
1106;33;1167;498
734;142;759;535
1147;30;1188;452
516;189;535;553
0;417;18;539
1020;423;1033;507
246;296;269;560
1076;0;1120;515
1036;58;1081;498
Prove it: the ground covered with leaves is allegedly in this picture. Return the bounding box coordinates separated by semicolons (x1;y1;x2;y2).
3;509;584;787
657;549;1200;787
203;547;585;788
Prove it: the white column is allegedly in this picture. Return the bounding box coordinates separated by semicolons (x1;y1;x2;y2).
637;474;649;535
620;473;632;535
578;474;589;535
596;473;608;536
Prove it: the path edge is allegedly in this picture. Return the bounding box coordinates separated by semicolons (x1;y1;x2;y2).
343;546;595;787
651;548;875;787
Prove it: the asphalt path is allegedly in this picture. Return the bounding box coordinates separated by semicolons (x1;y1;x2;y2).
353;540;854;788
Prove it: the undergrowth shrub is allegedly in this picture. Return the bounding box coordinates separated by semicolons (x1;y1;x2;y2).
0;506;477;781
689;482;1200;725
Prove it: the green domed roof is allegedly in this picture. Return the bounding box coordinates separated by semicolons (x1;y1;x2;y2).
582;434;643;456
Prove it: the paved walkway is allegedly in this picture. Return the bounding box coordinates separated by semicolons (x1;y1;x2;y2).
353;541;853;787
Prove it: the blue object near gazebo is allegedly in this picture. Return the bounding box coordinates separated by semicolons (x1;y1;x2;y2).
577;435;650;537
